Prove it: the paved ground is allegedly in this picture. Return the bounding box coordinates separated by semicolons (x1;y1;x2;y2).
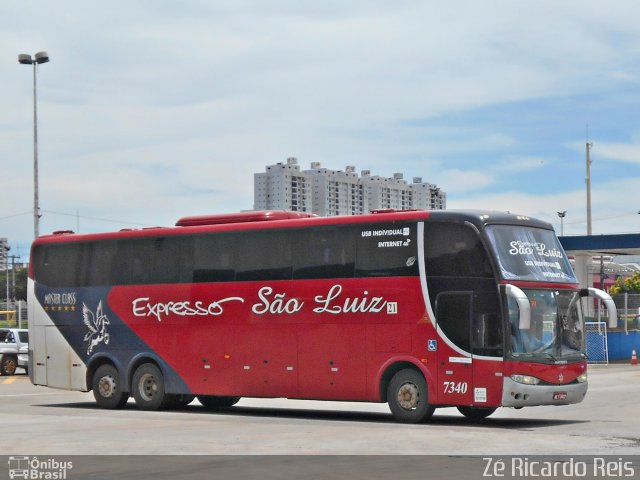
0;364;638;455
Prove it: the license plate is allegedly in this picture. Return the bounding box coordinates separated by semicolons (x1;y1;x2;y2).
553;392;567;400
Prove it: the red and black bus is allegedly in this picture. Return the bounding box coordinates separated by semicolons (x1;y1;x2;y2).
27;209;616;423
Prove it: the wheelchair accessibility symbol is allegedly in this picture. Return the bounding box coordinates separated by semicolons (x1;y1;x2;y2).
427;340;437;352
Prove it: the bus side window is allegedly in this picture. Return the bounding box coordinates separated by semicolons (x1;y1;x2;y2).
355;223;418;277
193;234;236;283
33;244;84;288
235;231;292;281
86;241;120;286
435;291;472;352
292;227;355;279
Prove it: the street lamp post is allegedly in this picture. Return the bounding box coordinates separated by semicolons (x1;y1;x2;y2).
18;51;50;239
557;211;566;236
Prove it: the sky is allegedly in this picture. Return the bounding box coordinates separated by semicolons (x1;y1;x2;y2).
2;1;640;262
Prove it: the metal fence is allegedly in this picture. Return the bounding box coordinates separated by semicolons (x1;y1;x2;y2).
0;300;28;328
611;293;640;332
585;321;608;364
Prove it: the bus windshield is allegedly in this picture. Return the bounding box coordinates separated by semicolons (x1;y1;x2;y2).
485;225;576;283
509;289;585;361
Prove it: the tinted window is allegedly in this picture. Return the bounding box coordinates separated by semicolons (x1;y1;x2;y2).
436;292;471;352
193;234;236;282
34;221;423;287
85;240;120;286
424;223;494;278
292;227;355;279
33;243;85;287
355;223;418;277
236;230;292;281
127;236;193;285
433;289;503;356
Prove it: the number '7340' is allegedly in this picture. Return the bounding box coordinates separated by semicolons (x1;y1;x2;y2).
443;381;468;394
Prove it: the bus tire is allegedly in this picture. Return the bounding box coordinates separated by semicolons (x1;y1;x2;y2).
0;356;18;376
165;394;195;409
197;395;241;409
387;369;434;423
132;363;169;410
457;406;496;420
92;364;129;409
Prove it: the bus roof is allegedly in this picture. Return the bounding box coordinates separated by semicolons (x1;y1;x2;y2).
32;209;554;246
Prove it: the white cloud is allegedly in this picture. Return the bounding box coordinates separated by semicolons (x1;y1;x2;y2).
589;142;640;164
494;156;547;174
434;169;496;194
3;0;640;254
449;176;640;236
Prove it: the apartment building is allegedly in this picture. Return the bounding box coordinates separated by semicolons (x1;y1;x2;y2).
253;158;446;216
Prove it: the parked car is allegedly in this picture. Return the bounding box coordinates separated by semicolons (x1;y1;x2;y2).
0;328;29;375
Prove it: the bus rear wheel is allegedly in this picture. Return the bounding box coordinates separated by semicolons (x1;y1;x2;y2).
197;395;241;409
132;363;170;410
387;369;435;423
164;394;195;409
457;406;496;420
92;364;129;409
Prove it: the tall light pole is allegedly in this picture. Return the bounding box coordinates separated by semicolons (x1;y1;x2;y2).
18;51;50;239
557;210;566;236
585;142;593;235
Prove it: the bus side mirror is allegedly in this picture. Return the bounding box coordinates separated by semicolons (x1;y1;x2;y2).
504;284;531;330
580;288;617;329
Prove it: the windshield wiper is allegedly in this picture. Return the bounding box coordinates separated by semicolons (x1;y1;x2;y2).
512;351;557;362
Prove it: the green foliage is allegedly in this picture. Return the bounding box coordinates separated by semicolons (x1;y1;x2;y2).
609;272;640;295
0;267;28;302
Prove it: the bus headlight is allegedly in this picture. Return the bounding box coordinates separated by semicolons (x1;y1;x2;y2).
510;374;540;385
576;373;588;383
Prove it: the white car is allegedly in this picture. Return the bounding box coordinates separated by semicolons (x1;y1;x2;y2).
0;328;29;376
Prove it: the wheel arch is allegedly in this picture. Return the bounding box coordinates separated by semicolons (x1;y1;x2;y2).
86;353;127;392
127;352;167;392
377;357;435;403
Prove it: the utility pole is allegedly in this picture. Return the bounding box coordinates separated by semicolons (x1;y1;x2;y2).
586;142;593;235
8;256;19;302
3;245;9;308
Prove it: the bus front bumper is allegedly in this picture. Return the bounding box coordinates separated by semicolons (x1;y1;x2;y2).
501;377;588;407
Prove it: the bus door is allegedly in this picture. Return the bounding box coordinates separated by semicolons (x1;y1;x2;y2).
435;290;504;406
40;326;84;390
468;291;504;407
435;292;473;405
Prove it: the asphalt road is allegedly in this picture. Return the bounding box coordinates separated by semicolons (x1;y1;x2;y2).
0;364;639;456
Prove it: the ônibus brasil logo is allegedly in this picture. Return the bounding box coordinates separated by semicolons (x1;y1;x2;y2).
7;456;73;479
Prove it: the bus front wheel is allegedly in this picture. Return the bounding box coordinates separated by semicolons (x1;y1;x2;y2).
132;363;169;410
92;364;128;409
387;369;435;423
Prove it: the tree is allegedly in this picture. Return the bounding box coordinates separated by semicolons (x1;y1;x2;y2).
0;267;28;302
13;268;28;301
609;272;640;295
